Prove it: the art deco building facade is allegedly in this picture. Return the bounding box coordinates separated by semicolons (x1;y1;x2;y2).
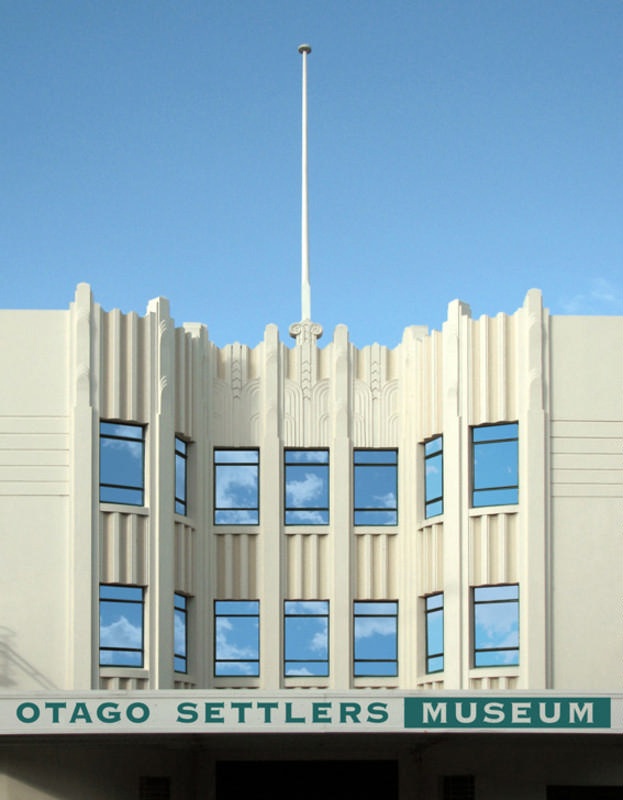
0;284;621;799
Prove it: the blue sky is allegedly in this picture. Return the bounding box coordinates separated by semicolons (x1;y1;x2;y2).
2;1;621;347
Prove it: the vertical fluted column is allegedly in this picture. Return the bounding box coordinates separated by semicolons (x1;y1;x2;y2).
260;324;282;688
146;296;175;688
69;283;98;688
330;325;352;688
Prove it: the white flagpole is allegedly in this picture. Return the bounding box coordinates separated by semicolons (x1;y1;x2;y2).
298;44;312;322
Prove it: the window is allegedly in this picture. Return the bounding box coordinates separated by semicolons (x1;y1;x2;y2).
424;436;443;518
214;600;259;676
473;584;519;666
284;449;329;525
175;437;188;515
214;449;259;524
99;422;145;505
353;601;398;677
425;593;444;673
174;593;188;673
354;449;397;525
472;422;518;507
284;600;329;676
99;585;144;667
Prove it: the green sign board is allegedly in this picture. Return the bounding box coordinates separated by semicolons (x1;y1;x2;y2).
404;697;611;729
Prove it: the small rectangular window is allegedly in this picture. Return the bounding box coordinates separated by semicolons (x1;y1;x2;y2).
284;600;329;676
175;437;188;515
284;449;329;525
424;436;443;518
354;449;397;525
353;601;398;677
473;584;519;667
99;585;144;667
472;422;518;507
214;600;259;676
214;449;259;525
100;422;145;505
174;593;188;673
425;593;444;673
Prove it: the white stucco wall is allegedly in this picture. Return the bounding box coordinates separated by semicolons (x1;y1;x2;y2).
0;311;71;691
549;316;623;689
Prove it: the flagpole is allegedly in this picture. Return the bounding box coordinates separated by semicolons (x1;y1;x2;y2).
298;44;312;322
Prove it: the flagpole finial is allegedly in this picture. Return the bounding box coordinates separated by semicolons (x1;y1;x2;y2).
298;43;312;54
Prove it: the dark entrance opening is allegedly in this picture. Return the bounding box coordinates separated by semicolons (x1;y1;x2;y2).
547;789;623;799
216;760;398;800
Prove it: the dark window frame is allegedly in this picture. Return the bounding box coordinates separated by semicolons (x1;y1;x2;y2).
214;600;260;677
284;600;330;677
424;435;443;518
425;592;444;673
471;422;519;508
99;421;145;506
353;600;398;677
353;449;398;526
473;584;520;667
174;592;188;673
284;448;330;526
99;584;144;668
213;448;260;526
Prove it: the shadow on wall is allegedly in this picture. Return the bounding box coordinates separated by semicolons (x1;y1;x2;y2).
0;626;57;690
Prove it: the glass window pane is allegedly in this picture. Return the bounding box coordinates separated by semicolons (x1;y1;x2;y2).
425;499;443;518
214;450;259;525
354;464;396;507
285;450;329;464
474;585;519;602
216;465;258;507
285;450;329;525
284;600;329;677
354;450;398;527
473;440;518;490
175;446;187;515
100;440;143;485
473;423;518;442
99;585;144;667
354;509;398;525
215;600;259;677
472;424;518;507
100;422;144;506
174;593;187;673
424;436;443;519
473;584;519;667
353;601;398;676
100;585;142;601
215;450;259;463
354;450;397;465
354;660;396;677
425;454;442;499
426;609;443;655
100;422;143;439
427;655;444;672
424;438;442;457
